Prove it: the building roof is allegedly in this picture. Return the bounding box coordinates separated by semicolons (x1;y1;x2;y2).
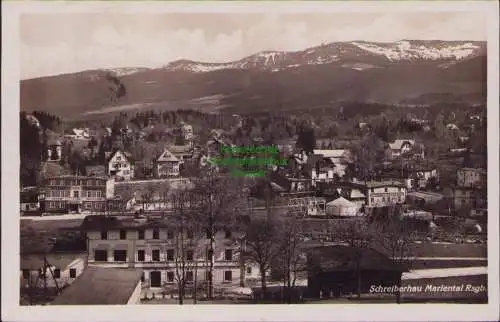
85;165;106;177
44;175;108;181
313;149;347;159
326;197;357;208
167;144;193;155
346;180;405;189
51;267;142;305
156;149;180;163
21;253;86;271
389;139;415;151
308;245;406;273
107;149;135;163
459;167;486;174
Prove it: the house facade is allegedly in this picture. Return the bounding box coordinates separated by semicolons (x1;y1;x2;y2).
457;168;486;189
107;150;135;181
82;216;244;291
337;181;407;208
154;149;182;178
42;176;107;213
388;139;415;159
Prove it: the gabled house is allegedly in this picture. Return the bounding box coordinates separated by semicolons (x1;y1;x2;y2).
107;150;135;181
313;149;352;178
154;149;182;178
387;139;415;159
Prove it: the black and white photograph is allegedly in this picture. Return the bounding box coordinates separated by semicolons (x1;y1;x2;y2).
2;1;499;321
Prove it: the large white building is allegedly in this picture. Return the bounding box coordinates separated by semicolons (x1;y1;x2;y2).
81;215;246;292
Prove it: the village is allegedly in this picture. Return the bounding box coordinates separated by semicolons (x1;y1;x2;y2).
19;107;488;305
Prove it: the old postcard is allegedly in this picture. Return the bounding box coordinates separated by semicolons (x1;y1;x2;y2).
2;1;499;321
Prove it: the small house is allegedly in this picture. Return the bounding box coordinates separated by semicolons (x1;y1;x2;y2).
107;150;135;181
307;246;406;298
154;148;182;178
387;139;415;159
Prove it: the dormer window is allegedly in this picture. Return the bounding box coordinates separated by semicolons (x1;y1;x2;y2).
116;156;122;161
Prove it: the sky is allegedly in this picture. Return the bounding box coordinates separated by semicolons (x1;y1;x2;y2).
20;11;486;79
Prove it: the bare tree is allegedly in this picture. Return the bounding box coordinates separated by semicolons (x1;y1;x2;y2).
371;207;417;303
169;189;204;305
191;168;249;299
276;215;307;303
328;218;375;299
243;213;284;300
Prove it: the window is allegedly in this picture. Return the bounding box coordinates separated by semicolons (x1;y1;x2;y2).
53;269;61;278
167;272;175;283
384;187;388;192
137;250;145;262
224;229;232;239
101;231;108;240
224;271;232;282
138;230;145;240
246;266;252;274
167;230;174;239
114;250;127;262
73;191;79;198
152;249;160;261
224;249;233;261
69;268;76;278
119;230;126;240
152;228;160;240
117;156;122;161
22;269;30;279
186;250;194;261
167;249;174;261
370;198;374;204
185;271;194;282
371;188;374;193
141;273;145;283
94;250;108;262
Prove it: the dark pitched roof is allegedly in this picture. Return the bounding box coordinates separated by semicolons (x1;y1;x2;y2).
107;149;135;163
21;253;86;270
308;245;406;273
51;267;142;305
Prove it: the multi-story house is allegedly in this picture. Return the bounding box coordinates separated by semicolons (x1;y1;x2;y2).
387;139;415;159
457;168;486;189
337;180;407;208
107;150;135;181
154;149;182;178
180;122;194;141
81;215;244;292
43;176;107;213
454;168;487;212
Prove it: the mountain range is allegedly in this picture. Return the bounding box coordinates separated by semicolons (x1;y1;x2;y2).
20;40;487;119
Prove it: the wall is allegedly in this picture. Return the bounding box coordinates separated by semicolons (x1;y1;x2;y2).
20;257;86;289
127;281;142;304
366;186;406;207
87;229;243;289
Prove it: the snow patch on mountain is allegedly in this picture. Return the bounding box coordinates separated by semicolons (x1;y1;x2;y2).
351;41;479;61
105;67;149;77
